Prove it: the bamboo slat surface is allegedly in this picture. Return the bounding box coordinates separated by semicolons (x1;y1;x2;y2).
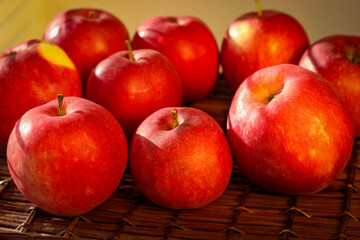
0;77;359;239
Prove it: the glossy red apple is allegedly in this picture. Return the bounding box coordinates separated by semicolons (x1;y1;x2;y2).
299;35;360;137
132;16;219;103
130;107;233;209
227;64;354;195
0;39;82;145
86;41;182;140
7;95;128;217
43;8;130;84
221;2;309;92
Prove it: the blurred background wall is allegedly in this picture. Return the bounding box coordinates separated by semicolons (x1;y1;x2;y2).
1;0;360;52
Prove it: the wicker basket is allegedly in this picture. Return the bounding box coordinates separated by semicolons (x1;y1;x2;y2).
0;77;359;240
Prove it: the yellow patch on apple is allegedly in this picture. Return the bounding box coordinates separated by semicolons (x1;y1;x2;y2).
229;22;255;45
38;41;76;69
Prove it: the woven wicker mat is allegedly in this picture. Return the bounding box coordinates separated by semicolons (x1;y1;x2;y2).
0;78;359;240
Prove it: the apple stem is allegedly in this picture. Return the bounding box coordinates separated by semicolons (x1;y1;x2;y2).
255;0;262;17
89;11;95;19
10;50;17;55
267;94;275;103
172;109;179;129
57;94;64;116
125;40;134;61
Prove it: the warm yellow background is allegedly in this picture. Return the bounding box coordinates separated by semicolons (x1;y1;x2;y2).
0;0;359;52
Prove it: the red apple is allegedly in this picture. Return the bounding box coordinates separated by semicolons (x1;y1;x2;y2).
227;64;354;195
43;8;130;84
132;16;219;103
130;107;233;209
299;35;360;137
86;41;182;140
6;95;128;217
0;39;82;146
221;2;309;92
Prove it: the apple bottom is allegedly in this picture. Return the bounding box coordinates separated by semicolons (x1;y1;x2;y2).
8;156;123;217
229;135;347;195
7;132;125;217
131;136;232;209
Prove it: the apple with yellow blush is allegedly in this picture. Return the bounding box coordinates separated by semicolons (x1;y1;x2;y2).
0;39;82;145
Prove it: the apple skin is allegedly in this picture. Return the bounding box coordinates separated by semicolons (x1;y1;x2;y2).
86;48;182;140
6;96;128;217
129;107;233;209
0;39;82;146
221;10;309;92
43;8;130;84
132;16;219;103
227;64;354;195
299;35;360;137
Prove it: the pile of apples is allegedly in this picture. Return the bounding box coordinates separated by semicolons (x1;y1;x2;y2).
1;0;359;217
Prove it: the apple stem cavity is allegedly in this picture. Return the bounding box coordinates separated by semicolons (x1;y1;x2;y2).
354;56;360;65
171;109;179;129
255;0;262;17
10;50;17;55
125;40;134;61
57;94;65;116
348;52;360;64
166;17;178;23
